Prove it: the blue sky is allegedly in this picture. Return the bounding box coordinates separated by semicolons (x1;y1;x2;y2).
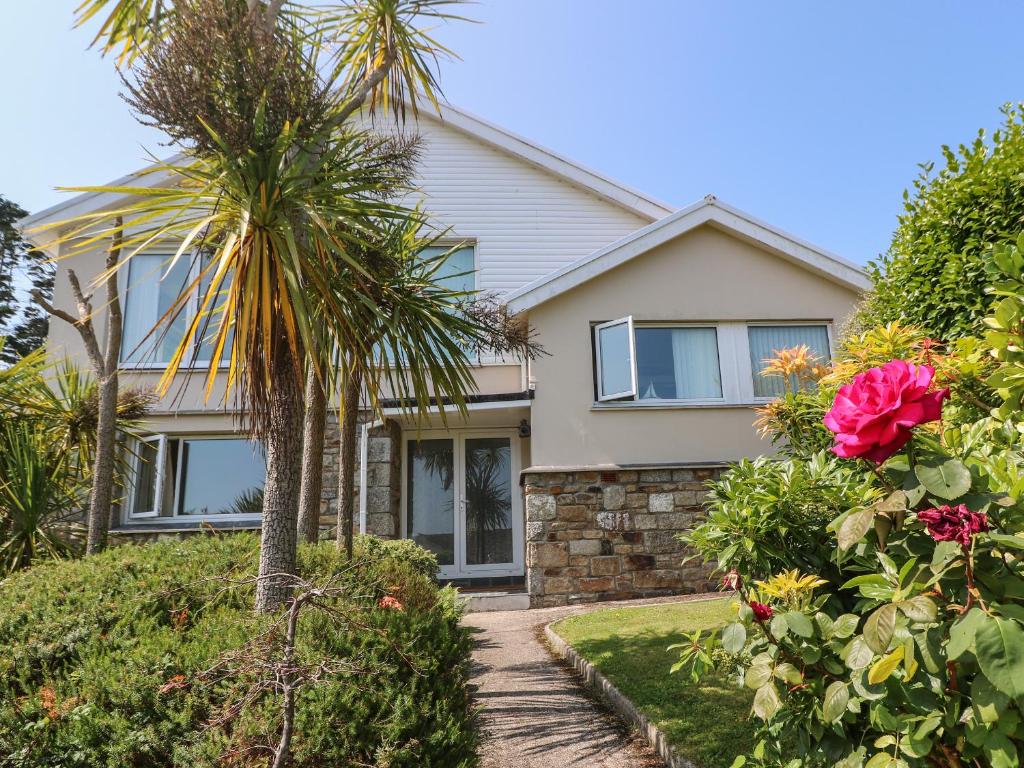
3;1;1024;265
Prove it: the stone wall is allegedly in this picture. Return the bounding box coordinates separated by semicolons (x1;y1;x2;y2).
316;415;401;539
523;467;724;608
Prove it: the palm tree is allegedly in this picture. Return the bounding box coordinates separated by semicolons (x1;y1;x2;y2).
42;0;471;610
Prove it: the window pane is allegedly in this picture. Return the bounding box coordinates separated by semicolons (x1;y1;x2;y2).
407;439;455;565
465;437;513;566
195;252;232;364
121;253;191;364
597;321;633;397
131;439;159;514
635;327;722;400
422;245;475;294
178;439;265;515
749;325;830;398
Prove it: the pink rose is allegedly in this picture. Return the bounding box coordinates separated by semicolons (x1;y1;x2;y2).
824;360;949;464
918;504;988;549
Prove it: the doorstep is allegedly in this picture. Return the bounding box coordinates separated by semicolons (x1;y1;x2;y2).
459;589;531;613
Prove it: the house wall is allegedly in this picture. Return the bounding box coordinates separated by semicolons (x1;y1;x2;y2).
526;224;862;469
358;111;652;293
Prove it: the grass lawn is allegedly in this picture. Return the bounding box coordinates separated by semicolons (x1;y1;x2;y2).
551;597;753;768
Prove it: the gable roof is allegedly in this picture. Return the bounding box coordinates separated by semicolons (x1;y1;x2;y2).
505;195;871;313
19;101;674;245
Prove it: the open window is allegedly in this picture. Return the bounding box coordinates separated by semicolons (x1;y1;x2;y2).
128;435;169;519
594;316;637;401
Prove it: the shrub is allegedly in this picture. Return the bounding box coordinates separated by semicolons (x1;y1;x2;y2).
0;534;477;767
678;254;1024;767
856;103;1024;341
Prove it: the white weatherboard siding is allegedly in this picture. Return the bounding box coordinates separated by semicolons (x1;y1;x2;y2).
370;113;654;294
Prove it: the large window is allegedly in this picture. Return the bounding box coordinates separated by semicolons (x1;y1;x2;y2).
595;319;723;403
593;317;831;405
748;324;831;399
121;252;231;367
128;436;265;520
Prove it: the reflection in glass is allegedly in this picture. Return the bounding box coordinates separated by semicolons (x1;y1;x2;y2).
121;253;191;364
598;321;631;396
635;327;722;400
465;437;513;565
132;439;159;514
407;439;455;565
178;439;265;515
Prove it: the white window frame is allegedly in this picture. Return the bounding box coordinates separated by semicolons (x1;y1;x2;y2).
124;434;264;523
119;250;231;371
594;316;637;401
590;319;836;409
127;434;167;519
746;321;834;404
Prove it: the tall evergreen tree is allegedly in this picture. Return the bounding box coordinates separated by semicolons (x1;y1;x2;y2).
0;195;55;364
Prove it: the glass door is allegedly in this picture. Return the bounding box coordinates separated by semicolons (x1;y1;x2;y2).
405;431;523;579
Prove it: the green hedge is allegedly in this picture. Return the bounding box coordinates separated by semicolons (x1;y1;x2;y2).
0;533;477;767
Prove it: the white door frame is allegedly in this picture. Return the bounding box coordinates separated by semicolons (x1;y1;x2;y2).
401;428;524;580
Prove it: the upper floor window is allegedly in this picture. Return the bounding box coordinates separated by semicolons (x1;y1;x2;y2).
121;252;231;367
593;317;831;405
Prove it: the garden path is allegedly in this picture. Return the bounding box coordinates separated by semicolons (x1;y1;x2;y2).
464;594;703;768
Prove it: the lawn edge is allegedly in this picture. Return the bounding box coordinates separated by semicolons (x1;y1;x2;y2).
544;616;698;768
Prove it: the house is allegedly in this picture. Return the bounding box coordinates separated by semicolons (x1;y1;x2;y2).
20;103;869;608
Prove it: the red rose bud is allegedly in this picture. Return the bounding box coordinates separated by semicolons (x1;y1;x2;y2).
824;359;948;464
917;504;988;549
750;601;773;622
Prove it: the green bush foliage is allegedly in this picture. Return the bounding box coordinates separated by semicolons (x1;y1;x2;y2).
0;533;477;767
679;255;1024;767
857;104;1024;341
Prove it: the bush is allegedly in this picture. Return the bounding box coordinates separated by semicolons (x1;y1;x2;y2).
678;256;1024;767
856;103;1024;341
0;534;478;767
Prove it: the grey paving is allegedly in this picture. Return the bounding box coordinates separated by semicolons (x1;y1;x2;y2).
464;597;693;768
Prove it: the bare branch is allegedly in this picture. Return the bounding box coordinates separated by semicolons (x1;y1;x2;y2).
103;218;124;376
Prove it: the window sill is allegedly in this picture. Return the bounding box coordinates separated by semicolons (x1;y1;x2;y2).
113;518;261;534
591;400;761;411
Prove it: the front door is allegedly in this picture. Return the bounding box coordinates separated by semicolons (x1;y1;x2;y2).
404;430;523;579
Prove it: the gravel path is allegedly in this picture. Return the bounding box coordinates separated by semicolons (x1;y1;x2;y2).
463;596;703;768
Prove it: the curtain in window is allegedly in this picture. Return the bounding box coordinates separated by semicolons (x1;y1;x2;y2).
672;328;722;399
748;325;830;398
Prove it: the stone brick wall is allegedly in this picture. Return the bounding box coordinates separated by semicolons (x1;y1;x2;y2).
523;467;724;608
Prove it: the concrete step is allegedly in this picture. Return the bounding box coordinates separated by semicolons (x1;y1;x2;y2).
461;590;530;613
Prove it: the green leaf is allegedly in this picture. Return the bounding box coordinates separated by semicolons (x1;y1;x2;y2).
864;604;898;655
745;664;772;690
898;595;937;623
774;662;802;685
838;506;876;550
947;607;987;660
784;611;814;638
972;674;1010;724
845;636;875;670
721;622;746;654
984;732;1019;768
988;532;1024;551
832;613;860;639
822;680;849;723
868;646;904;685
975;615;1024;700
915;458;972;500
752;681;781;720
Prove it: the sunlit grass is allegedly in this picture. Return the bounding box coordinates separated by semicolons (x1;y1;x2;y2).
552;597;752;768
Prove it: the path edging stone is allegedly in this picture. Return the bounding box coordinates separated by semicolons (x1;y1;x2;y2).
544;620;696;768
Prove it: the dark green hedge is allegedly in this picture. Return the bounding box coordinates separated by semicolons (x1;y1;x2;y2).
0;533;477;767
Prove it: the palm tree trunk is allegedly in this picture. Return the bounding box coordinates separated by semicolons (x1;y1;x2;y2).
336;366;362;558
85;370;118;554
255;354;304;612
297;363;327;543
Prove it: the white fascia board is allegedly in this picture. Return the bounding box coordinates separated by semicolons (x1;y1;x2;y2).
380;398;532;417
506;196;871;314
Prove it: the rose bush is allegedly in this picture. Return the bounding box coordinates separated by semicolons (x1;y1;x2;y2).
677;246;1024;768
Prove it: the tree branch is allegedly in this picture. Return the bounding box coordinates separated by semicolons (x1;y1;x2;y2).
103;218;124;377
